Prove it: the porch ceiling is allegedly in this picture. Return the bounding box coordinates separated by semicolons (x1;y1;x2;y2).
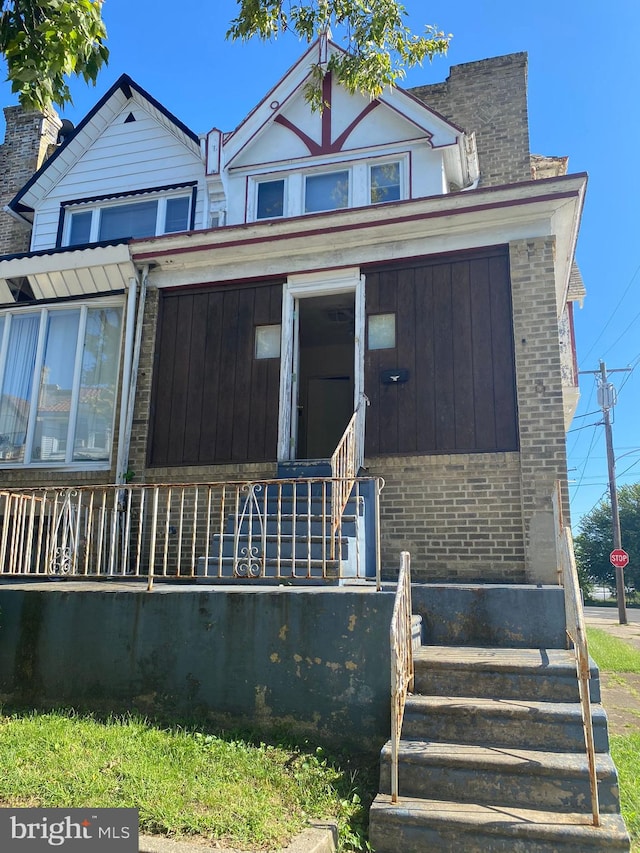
0;242;136;303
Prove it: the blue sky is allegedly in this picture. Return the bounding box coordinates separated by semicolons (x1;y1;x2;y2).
1;0;638;530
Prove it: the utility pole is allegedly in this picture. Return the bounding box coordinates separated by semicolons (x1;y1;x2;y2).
580;361;631;624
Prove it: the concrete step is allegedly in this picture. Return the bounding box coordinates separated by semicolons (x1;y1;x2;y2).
379;740;621;813
414;646;601;703
225;514;359;536
369;794;631;852
196;555;343;579
402;695;610;753
210;533;351;561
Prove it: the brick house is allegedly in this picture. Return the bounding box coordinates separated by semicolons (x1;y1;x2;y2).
0;42;585;585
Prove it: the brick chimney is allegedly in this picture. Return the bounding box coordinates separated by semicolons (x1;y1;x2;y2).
0;106;62;256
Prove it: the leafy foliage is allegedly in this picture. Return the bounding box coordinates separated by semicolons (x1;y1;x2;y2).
574;483;640;591
227;0;450;110
0;0;108;109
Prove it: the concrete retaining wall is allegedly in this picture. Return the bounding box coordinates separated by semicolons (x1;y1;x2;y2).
0;582;395;757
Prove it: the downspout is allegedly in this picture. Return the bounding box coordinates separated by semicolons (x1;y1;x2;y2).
115;264;149;484
115;273;139;484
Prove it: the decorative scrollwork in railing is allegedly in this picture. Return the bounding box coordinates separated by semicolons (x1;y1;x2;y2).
48;489;79;576
235;545;262;578
233;484;265;579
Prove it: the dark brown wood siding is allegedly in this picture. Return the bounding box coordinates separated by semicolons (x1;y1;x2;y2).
148;281;282;466
364;247;518;456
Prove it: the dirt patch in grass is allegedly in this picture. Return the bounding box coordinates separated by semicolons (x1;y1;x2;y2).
599;672;640;735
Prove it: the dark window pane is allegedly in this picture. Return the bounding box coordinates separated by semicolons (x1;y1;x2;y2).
99;200;158;240
257;180;284;219
371;163;401;203
305;171;349;213
68;210;92;245
165;196;190;233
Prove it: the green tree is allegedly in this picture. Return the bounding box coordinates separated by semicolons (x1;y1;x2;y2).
574;483;640;593
2;1;448;113
0;0;108;109
227;0;450;110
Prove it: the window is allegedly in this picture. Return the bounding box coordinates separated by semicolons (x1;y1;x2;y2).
368;313;396;350
0;302;122;466
305;170;349;213
65;193;192;246
255;324;281;359
370;162;401;203
251;156;405;221
257;180;285;220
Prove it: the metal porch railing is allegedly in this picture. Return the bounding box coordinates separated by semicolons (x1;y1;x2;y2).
390;550;414;803
0;477;383;588
553;481;600;827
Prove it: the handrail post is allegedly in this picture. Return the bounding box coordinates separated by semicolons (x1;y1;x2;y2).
554;480;600;827
390;551;413;803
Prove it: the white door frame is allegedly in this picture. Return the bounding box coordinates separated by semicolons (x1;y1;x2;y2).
277;268;365;462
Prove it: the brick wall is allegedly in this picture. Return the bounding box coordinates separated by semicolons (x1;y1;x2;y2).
366;451;525;582
410;53;531;187
510;236;568;584
0;106;61;256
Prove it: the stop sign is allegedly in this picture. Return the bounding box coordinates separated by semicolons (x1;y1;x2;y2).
610;549;630;568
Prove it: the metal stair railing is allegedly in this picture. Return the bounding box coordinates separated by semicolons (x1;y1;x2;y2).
390;550;414;803
553;481;601;827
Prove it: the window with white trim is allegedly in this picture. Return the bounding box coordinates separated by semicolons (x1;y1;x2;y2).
64;193;192;246
252;156;405;221
370;162;401;203
0;300;123;466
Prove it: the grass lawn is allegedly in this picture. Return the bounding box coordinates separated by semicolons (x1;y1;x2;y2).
587;627;640;851
0;710;375;851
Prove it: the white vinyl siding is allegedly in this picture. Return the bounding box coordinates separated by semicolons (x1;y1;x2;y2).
30;105;204;251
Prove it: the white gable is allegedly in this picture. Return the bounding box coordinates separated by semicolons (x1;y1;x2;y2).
219;41;475;226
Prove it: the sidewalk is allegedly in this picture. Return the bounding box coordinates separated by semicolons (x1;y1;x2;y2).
138;822;337;853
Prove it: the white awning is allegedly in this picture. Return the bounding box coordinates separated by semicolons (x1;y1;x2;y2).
0;242;136;303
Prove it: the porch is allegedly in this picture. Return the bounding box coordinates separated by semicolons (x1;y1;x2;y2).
0;474;382;587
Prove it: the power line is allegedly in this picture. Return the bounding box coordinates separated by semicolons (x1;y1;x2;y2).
578;261;640;366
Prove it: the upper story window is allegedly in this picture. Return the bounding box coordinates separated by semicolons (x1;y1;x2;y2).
304;170;350;213
257;180;285;219
370;162;401;203
253;156;406;221
0;300;122;467
63;190;193;247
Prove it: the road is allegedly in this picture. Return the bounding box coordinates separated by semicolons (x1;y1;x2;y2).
585;606;640;625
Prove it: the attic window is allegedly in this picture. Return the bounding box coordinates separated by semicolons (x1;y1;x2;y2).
124;112;136;123
370;162;401;203
257;180;284;219
305;170;349;213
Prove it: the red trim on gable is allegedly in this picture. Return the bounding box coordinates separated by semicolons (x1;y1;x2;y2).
273;88;382;157
321;73;333;151
274;115;322;156
332;101;380;152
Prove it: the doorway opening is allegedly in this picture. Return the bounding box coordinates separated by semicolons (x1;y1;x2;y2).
296;292;355;459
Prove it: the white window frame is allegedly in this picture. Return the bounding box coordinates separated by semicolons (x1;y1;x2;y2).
250;153;408;222
0;297;124;469
63;191;193;246
368;159;403;205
